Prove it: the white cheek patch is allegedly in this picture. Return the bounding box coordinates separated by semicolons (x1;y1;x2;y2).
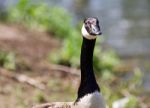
81;24;97;40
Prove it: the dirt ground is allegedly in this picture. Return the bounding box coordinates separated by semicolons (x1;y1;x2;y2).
0;24;79;108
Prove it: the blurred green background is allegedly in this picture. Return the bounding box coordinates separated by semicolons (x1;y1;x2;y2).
0;0;149;108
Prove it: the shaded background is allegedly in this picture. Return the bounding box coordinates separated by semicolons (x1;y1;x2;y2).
0;0;150;108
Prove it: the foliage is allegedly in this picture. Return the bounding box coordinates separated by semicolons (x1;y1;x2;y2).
49;29;82;67
33;91;46;103
0;51;16;70
101;67;143;107
0;9;7;22
8;0;71;38
125;96;138;108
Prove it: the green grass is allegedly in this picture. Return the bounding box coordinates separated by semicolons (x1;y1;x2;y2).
33;90;46;103
0;51;16;70
100;67;143;107
8;0;71;38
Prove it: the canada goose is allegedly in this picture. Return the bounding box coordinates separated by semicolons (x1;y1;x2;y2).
33;17;106;108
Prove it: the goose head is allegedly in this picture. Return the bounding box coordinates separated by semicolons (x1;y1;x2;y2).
82;17;102;40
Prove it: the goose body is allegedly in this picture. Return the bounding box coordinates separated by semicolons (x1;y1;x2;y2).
33;17;106;108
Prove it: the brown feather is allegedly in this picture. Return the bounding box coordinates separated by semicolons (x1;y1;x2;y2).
32;102;74;108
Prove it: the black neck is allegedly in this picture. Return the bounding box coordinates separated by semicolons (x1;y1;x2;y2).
76;37;100;102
